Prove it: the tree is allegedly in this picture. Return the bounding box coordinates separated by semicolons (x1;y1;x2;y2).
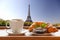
24;22;33;26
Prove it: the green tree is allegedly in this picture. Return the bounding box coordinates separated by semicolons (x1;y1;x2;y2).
24;22;33;26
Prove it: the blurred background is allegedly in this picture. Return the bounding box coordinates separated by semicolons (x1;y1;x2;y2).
0;0;60;26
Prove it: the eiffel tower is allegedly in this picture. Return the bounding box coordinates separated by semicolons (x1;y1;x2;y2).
25;2;33;22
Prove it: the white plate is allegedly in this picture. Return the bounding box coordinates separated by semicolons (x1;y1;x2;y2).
6;29;25;34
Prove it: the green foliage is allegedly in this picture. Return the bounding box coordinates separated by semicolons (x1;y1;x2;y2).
0;19;9;26
2;21;6;26
24;22;33;26
0;20;6;26
53;23;60;26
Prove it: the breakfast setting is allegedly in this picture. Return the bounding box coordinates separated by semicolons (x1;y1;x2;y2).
4;19;59;36
0;0;60;40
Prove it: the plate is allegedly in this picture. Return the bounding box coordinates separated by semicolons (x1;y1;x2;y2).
6;29;25;34
32;32;52;36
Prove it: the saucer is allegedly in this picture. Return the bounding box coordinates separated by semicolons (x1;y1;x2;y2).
32;32;52;36
6;29;25;34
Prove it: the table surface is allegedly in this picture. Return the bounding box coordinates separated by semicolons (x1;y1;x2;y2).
0;26;60;40
0;28;60;40
0;28;60;37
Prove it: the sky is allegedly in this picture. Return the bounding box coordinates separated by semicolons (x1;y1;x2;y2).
0;0;60;24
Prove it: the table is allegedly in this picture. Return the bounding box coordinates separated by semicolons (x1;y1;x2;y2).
0;29;60;40
0;26;60;40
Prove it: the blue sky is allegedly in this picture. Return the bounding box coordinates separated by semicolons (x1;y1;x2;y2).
0;0;60;24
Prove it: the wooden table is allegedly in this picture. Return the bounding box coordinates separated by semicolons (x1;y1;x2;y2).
0;30;59;40
0;26;60;40
0;34;60;40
